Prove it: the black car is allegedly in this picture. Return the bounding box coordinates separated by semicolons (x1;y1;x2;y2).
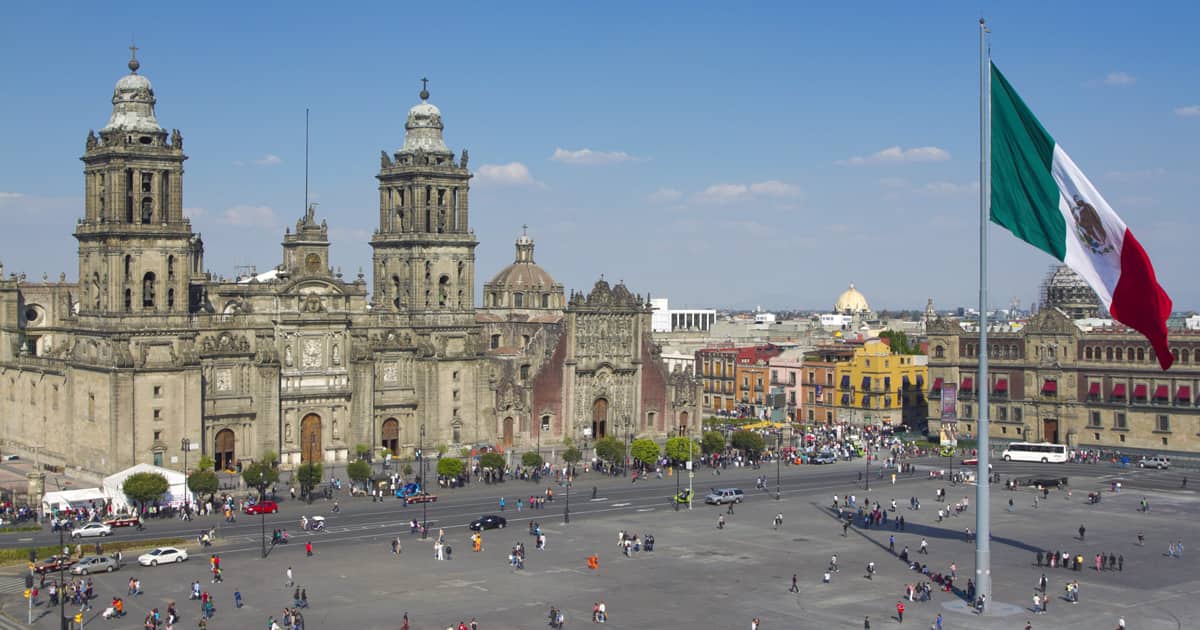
469;515;507;531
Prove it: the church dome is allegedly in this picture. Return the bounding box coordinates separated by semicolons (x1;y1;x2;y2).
488;259;559;289
483;230;564;310
835;282;870;314
400;82;451;155
102;50;164;134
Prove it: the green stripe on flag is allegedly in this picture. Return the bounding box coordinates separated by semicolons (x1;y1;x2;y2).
990;63;1066;261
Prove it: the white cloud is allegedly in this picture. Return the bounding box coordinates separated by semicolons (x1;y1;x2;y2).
878;177;908;188
1105;167;1166;182
255;154;283;166
550;147;635;165
183;207;205;220
1103;72;1136;87
837;145;950;165
476;162;540;187
1174;105;1200;117
648;187;683;203
920;181;979;195
0;192;24;200
221;205;278;227
692;180;802;204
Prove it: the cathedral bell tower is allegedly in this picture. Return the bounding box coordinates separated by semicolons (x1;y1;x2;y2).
371;81;476;322
75;48;203;317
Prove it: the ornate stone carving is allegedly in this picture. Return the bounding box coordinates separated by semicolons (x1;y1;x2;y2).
302;338;322;369
383;364;397;383
215;368;232;391
302;293;324;313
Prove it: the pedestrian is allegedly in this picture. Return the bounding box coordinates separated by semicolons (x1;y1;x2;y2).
896;601;905;624
1008;497;1015;512
1118;554;1123;571
789;573;799;593
866;561;875;580
1137;531;1144;546
751;617;759;630
864;616;871;630
306;541;313;557
919;538;928;554
234;589;242;608
286;566;294;587
934;613;943;630
1079;524;1086;541
889;535;896;554
1036;550;1042;567
1178;540;1185;558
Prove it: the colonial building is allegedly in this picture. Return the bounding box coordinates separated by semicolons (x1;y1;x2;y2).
926;307;1200;454
0;52;698;482
795;341;927;428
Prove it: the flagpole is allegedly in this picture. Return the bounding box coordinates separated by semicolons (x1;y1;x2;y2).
975;17;993;613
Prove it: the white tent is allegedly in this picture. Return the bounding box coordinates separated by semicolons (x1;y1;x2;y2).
102;463;189;512
41;487;107;514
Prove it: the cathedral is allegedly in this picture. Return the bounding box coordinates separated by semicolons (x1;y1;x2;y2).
0;52;698;480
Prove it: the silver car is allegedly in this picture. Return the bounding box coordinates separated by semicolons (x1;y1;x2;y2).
1137;455;1170;469
71;555;120;575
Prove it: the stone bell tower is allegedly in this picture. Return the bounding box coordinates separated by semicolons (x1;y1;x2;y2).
75;47;204;317
371;80;476;322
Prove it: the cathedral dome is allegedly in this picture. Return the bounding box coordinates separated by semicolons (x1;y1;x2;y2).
489;259;558;289
400;82;451;155
483;231;564;310
835;283;870;314
102;50;164;134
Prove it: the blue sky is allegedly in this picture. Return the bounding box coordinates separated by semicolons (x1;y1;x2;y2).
2;2;1197;311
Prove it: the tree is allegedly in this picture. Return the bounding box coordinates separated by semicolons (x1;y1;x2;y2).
479;452;505;472
196;455;215;472
122;472;169;512
403;463;413;477
241;460;280;500
347;460;371;488
879;330;918;355
730;430;766;455
187;469;219;503
630;438;660;468
594;436;623;466
561;446;583;465
521;451;544;468
664;436;699;463
260;449;279;469
295;462;323;502
354;444;372;461
437;457;464;479
702;431;727;455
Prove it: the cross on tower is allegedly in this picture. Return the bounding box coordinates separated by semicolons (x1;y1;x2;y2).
522;224;528;236
129;42;139;61
421;78;428;92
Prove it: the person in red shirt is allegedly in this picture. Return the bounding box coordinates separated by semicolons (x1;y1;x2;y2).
896;601;905;623
306;541;313;557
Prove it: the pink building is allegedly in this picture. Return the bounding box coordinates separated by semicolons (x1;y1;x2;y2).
769;348;806;421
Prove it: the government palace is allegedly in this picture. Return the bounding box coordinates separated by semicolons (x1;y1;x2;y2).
0;52;699;479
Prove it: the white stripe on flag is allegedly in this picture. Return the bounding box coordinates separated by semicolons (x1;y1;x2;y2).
1050;144;1126;309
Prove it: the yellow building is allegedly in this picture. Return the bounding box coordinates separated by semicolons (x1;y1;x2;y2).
833;339;928;427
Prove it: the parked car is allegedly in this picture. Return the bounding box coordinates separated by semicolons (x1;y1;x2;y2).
103;515;140;528
468;515;507;531
71;522;112;538
704;488;745;505
244;500;279;515
812;453;838;465
71;555;121;575
1137;455;1170;469
405;492;439;505
138;547;188;567
34;555;76;574
962;457;978;466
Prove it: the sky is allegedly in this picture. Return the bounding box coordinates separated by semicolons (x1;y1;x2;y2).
1;2;1197;312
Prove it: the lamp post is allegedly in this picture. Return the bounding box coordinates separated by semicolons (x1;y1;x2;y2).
865;442;871;492
181;437;191;509
58;527;68;630
624;416;631;477
687;418;694;510
420;424;427;540
775;431;782;500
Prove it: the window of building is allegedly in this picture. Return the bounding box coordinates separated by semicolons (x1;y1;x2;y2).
452;422;462;444
153;430;161;441
153;408;161;421
997;406;1007;421
1013;407;1022;423
934;345;944;359
1114;412;1127;429
452;389;460;401
541;294;549;308
519;365;530;380
490;334;501;349
1156;414;1170;432
963;404;972;418
142;272;156;308
1088;411;1101;427
807;409;814;421
825;411;833;423
1119;433;1126;443
513;293;524;308
807;370;815;384
88;393;95;421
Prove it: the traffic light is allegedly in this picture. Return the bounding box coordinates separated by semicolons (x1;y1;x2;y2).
28;549;36;563
24;575;33;589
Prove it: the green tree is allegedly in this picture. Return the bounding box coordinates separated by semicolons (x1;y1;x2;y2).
196;455;214;472
594;436;623;466
241;460;280;500
346;460;372;488
630;438;660;468
354;444;372;461
403;463;413;477
437;444;449;457
479;452;505;471
186;469;219;503
702;431;727;455
730;430;766;455
879;330;918;355
437;457;465;478
122;472;169;511
521;451;545;468
561;446;583;465
295;462;324;502
664;436;699;463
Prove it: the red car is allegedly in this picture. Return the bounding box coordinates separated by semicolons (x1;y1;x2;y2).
962;458;978;466
34;555;76;574
243;500;279;515
404;492;439;505
104;516;140;528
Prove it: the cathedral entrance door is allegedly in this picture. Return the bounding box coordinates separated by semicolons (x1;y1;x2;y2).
214;429;235;472
592;398;608;439
1042;418;1059;444
382;418;400;456
502;417;514;448
301;414;322;463
678;410;689;436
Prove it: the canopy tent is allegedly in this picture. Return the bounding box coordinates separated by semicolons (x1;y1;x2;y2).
41;487;107;513
102;463;189;512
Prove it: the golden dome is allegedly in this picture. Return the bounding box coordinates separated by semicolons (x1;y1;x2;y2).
835;283;870;314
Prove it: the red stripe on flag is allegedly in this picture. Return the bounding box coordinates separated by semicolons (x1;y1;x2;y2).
1109;229;1174;370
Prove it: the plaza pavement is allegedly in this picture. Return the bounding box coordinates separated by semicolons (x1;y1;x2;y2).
0;459;1195;629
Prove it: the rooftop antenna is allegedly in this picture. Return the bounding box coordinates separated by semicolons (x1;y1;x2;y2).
304;108;310;212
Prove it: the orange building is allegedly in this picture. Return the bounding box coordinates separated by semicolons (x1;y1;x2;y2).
734;345;784;418
799;345;855;424
696;347;737;413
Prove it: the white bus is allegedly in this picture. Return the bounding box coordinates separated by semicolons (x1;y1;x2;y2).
1001;442;1068;464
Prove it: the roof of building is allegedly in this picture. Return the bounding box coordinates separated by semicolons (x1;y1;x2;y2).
102;50;164;134
736;344;783;365
486;233;560;291
400;83;451;155
835;283;870;314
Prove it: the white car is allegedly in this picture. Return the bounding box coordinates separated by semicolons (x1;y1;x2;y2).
138;547;188;567
71;523;112;538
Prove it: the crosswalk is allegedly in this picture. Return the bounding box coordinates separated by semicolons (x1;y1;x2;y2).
0;577;25;595
0;611;25;630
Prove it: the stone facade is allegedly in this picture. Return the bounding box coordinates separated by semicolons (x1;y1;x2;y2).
0;54;697;480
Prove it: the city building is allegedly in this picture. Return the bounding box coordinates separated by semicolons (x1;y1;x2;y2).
798;345;855;425
734;345;784;418
649;298;717;333
832;340;927;428
696;347;737;414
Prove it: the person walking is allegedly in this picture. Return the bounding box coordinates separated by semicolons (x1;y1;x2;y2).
934;613;943;630
889;535;895;554
1078;524;1086;541
789;574;799;593
286;566;294;587
234;589;242;608
306;541;313;557
896;601;905;624
864;616;871;630
919;538;929;555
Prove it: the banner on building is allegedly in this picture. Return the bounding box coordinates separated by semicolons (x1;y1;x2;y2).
939;383;958;447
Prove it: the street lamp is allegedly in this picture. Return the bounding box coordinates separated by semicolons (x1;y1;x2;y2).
624;416;632;477
865;442;871;492
181;438;191;509
775;431;782;500
420;424;428;540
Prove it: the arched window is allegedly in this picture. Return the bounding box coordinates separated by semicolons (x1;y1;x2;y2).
141;197;153;224
167;255;175;280
1126;347;1135;362
1137;348;1145;362
1115;348;1123;361
1085;347;1093;360
934;345;945;359
142;272;156;308
1106;347;1113;361
167;288;175;309
124;255;132;280
514;293;524;308
392;275;402;308
438;275;450;307
490;334;501;349
124;289;132;312
542;293;549;308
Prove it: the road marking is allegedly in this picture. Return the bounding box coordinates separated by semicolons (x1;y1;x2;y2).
636;508;655;512
590;498;608;502
611;502;631;507
0;577;25;594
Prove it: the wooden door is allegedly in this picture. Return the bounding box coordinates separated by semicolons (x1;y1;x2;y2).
1042;418;1059;444
381;418;399;455
678;410;689;436
301;414;322;463
592;398;608;438
502;416;514;448
214;429;235;471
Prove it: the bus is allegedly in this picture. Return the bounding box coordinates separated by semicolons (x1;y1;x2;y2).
1001;442;1068;463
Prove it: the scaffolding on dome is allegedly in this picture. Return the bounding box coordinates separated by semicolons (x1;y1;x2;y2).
1039;265;1102;320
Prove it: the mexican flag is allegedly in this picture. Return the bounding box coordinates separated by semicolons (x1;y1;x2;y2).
990;63;1174;370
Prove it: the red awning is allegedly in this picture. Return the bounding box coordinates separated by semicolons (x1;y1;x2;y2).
1178;386;1192;401
932;378;944;390
1133;384;1147;398
1042;380;1058;393
961;377;974;391
1112;383;1126;398
1154;385;1169;399
994;379;1008;393
1088;382;1100;396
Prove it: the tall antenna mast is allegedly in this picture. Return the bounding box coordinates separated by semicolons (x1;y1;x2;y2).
304;108;310;211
